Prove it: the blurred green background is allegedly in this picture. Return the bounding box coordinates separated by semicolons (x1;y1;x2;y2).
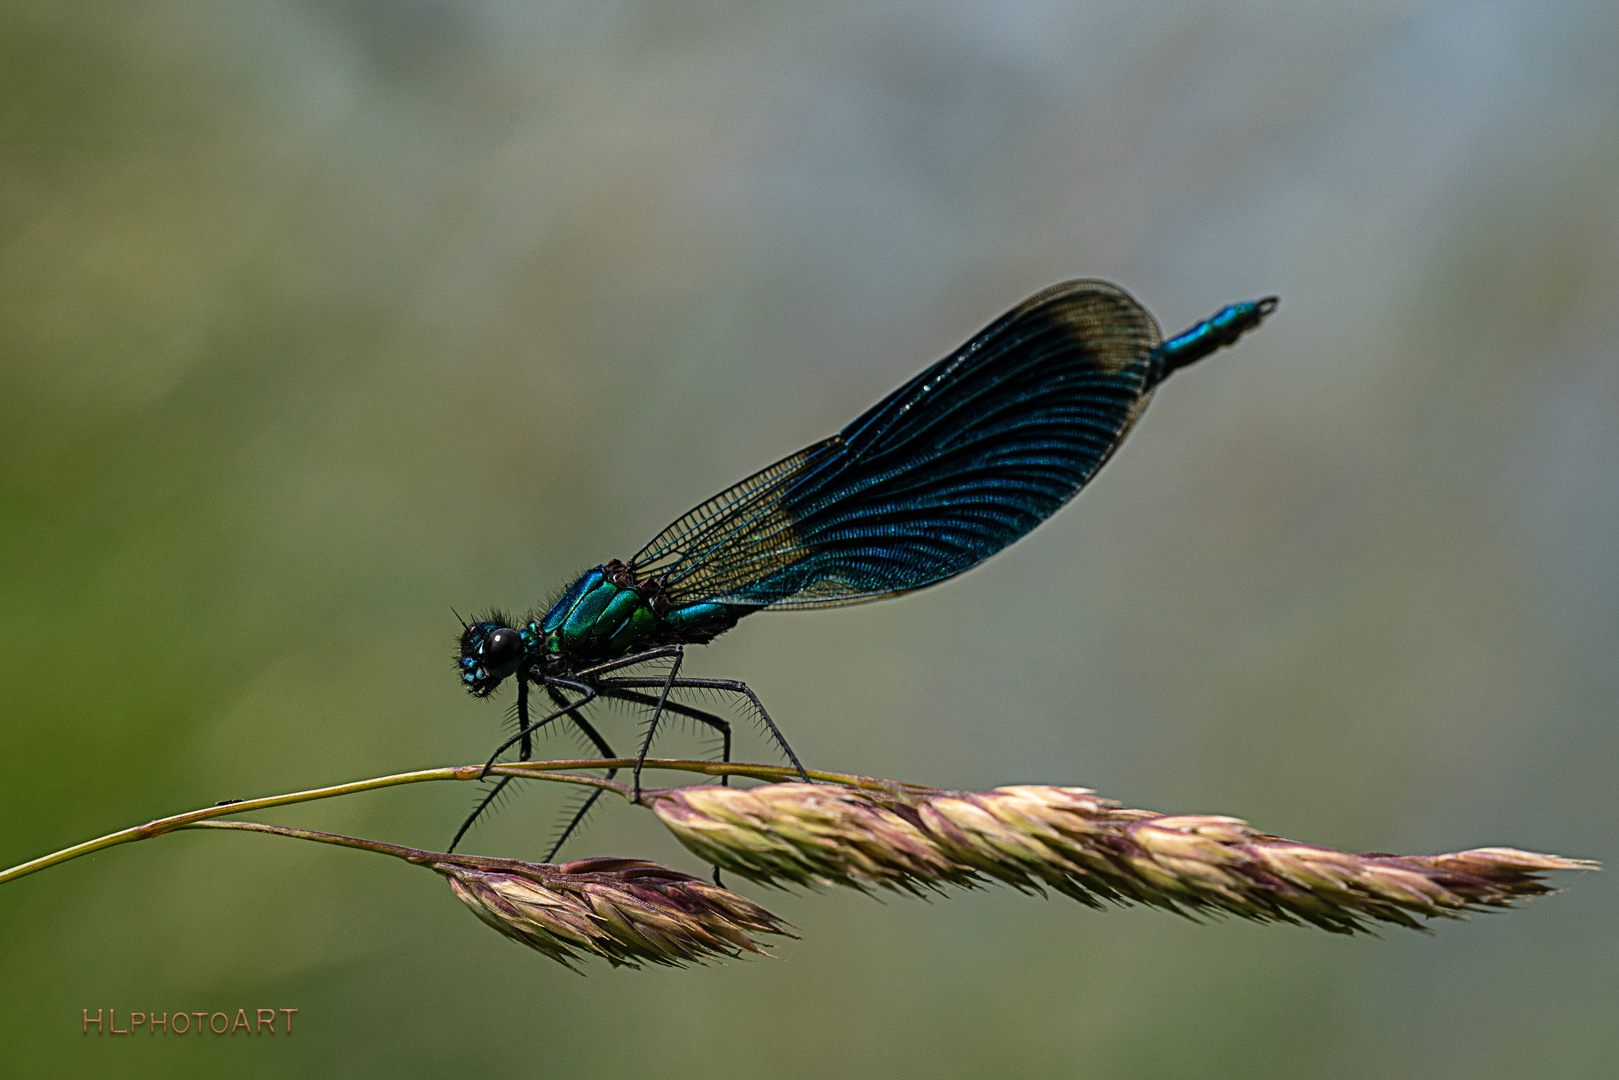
3;1;1616;1076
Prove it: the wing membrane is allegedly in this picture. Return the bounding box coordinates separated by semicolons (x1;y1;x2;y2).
632;280;1163;609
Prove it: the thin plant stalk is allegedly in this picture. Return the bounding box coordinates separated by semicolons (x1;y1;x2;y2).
180;820;793;969
0;758;860;885
1;758;1595;939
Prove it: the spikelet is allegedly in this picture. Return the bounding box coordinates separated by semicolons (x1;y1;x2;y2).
436;854;793;969
648;783;1595;934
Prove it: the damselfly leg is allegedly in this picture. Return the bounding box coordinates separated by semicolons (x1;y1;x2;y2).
449;676;602;853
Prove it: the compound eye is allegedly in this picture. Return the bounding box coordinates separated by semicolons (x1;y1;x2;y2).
484;627;523;666
458;619;526;695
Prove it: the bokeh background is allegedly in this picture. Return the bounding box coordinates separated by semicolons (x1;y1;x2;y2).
3;1;1616;1076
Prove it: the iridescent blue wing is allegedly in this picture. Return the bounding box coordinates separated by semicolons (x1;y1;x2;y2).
631;280;1163;609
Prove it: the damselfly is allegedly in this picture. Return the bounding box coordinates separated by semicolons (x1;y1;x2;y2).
452;280;1277;853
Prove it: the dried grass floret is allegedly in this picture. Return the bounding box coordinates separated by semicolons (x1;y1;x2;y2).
649;783;1594;935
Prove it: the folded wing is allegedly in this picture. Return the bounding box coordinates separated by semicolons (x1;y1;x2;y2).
631;280;1163;609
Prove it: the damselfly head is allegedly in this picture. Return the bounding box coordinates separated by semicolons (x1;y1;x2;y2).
457;615;525;697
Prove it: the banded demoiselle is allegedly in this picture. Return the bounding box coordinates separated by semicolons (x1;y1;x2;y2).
452;280;1277;853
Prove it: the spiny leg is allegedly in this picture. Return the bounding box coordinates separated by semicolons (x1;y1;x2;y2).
573;645;685;680
449;679;535;853
597;682;733;886
560;644;694;805
630;647;684;801
476;678;598;777
541;684;621;862
680;678;808;781
525;681;740;867
449;775;516;854
597;683;733;784
607;674;808;783
517;677;533;761
450;677;596;852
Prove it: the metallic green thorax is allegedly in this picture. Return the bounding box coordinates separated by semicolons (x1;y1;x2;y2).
529;561;744;663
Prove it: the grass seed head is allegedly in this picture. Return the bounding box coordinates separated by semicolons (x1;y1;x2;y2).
648;782;1595;934
437;854;793;970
